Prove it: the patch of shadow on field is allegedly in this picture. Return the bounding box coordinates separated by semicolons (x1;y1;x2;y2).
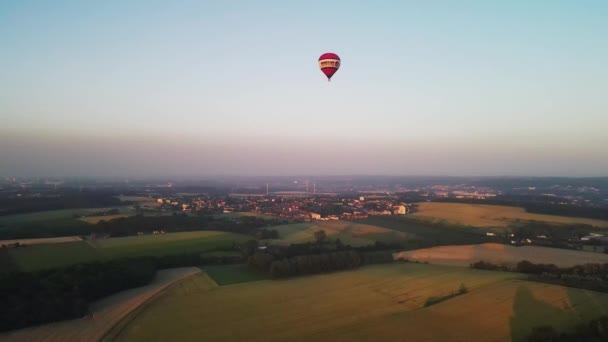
0;248;17;273
204;264;269;286
509;285;572;342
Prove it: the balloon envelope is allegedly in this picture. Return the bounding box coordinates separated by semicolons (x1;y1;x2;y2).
318;52;340;81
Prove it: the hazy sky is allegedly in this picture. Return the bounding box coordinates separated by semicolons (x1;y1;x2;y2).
1;1;607;177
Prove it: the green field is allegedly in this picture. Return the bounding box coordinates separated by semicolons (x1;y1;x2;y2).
110;263;608;342
204;264;269;285
0;206;139;239
358;215;490;249
8;231;250;271
269;220;414;247
0;207;134;227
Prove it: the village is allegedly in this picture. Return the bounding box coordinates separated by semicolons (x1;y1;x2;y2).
151;193;412;222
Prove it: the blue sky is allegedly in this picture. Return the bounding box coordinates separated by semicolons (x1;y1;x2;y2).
1;1;607;177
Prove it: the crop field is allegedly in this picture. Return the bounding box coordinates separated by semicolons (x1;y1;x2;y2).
394;243;608;268
110;263;608;342
270;221;414;246
0;236;82;246
116;195;156;202
8;231;250;271
216;212;282;220
412;202;608;228
78;214;129;224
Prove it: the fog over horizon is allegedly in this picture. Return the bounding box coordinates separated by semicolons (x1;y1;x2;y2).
2;1;607;178
1;131;607;178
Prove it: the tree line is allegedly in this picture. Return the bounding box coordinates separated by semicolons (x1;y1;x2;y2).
0;213;286;240
0;190;126;217
246;234;396;278
528;315;608;341
0;252;244;332
471;260;608;293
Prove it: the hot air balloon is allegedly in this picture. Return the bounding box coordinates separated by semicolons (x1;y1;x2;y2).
318;52;340;81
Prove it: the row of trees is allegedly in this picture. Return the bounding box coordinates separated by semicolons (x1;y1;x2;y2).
268;251;363;278
0;252;245;332
528;316;608;341
0;213;285;240
471;260;608;293
0;190;126;217
95;214;285;237
246;238;396;279
0;257;155;331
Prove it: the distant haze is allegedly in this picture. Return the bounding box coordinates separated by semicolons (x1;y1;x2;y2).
1;1;607;177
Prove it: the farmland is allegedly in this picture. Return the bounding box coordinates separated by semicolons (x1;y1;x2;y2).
110;263;608;342
0;206;137;239
0;207;134;227
394;243;608;268
269;220;414;247
7;231;250;272
204;264;269;285
412;202;608;228
0;236;82;246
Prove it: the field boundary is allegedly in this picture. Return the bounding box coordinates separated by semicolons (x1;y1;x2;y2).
101;269;203;342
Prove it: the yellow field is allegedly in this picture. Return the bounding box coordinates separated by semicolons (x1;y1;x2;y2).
413;202;608;228
395;243;608;267
110;263;608;342
0;267;202;342
270;220;413;246
0;236;82;246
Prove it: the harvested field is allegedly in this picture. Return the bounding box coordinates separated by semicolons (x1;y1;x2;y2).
271;221;413;246
394;243;608;267
0;267;202;342
116;196;155;202
0;236;82;246
78;215;128;224
412;202;608;228
112;263;608;342
313;278;608;342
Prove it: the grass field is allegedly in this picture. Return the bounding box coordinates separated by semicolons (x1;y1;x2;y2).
8;231;250;271
412;202;608;228
111;263;608;342
204;264;269;285
0;207;133;227
269;220;414;247
358;215;490;248
0;206;138;239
